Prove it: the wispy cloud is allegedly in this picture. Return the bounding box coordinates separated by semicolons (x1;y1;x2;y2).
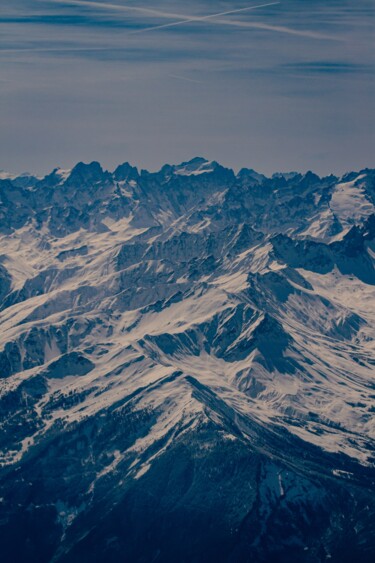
282;61;375;75
206;19;338;40
168;74;203;84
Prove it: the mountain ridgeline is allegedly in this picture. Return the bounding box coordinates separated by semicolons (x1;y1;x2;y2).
0;158;375;562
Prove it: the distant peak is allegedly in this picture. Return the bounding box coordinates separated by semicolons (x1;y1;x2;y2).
173;157;222;177
301;170;321;183
0;170;17;180
113;162;139;182
272;171;301;181
66;161;108;184
237;168;266;184
54;167;72;181
71;161;103;175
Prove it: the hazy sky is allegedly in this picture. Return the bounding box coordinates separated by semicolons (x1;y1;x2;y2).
0;1;374;176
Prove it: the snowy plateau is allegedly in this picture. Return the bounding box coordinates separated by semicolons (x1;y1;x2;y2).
0;158;375;562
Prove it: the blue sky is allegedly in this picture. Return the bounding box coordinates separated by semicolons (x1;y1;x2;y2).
0;1;374;175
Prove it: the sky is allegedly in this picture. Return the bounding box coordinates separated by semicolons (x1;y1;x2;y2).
0;0;374;176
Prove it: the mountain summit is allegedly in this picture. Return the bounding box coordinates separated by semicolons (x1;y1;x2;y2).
0;160;375;562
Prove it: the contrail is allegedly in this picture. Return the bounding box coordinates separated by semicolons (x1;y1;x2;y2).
0;1;336;59
49;1;279;23
0;46;112;53
47;1;336;41
200;19;336;40
130;3;282;34
127;3;335;41
48;0;196;20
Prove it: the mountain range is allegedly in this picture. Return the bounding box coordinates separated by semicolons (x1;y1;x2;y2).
0;158;375;562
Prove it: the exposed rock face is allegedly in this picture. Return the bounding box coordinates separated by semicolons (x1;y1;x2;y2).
0;159;375;562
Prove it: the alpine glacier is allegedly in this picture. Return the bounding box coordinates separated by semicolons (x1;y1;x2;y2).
0;158;374;562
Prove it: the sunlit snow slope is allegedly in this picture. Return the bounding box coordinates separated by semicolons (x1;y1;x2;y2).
0;159;375;562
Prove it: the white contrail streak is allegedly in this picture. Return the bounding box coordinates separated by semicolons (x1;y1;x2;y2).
47;1;336;40
49;1;279;22
200;19;335;40
49;0;195;20
130;3;282;34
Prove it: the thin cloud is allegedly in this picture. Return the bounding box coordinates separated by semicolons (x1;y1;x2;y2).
209;20;338;41
0;46;113;53
168;74;203;84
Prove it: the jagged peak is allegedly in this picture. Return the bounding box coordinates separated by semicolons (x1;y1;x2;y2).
301;170;321;182
40;162;106;186
0;170;40;189
113;162;139;182
272;171;301;181
69;160;105;179
236;168;266;184
173;157;225;177
138;157;234;184
340;170;363;183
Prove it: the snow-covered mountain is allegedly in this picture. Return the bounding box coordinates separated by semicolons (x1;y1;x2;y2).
0;158;374;562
